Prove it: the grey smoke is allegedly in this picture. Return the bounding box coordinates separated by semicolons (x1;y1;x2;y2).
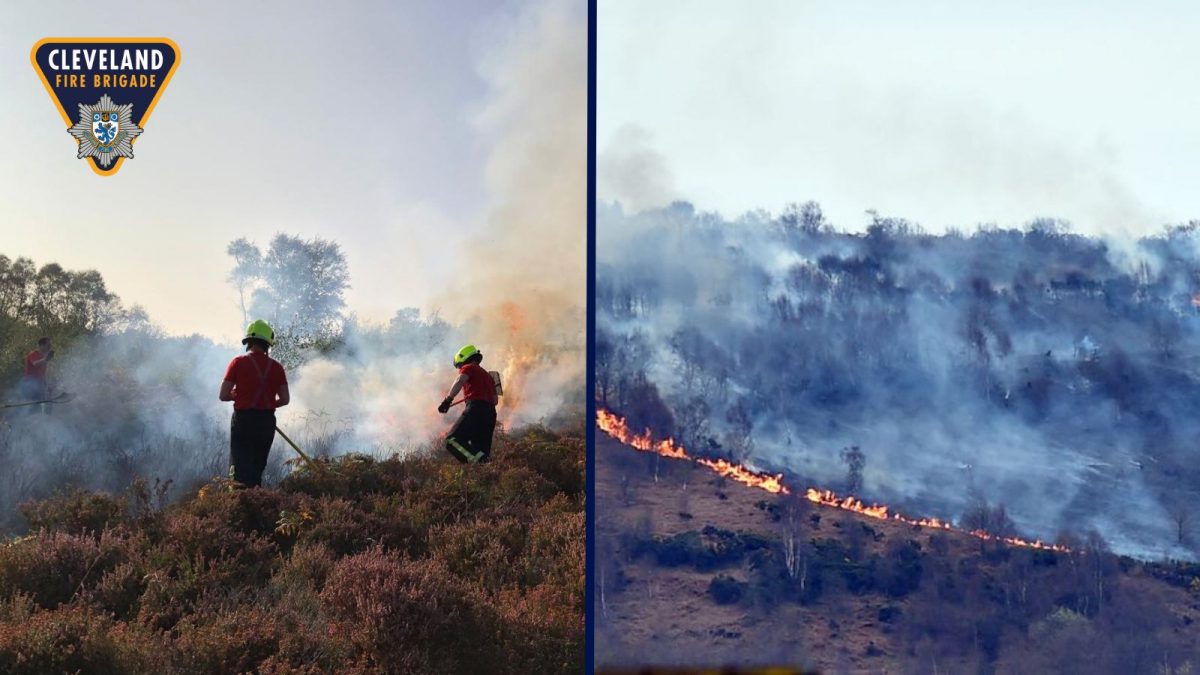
598;124;680;214
598;200;1200;560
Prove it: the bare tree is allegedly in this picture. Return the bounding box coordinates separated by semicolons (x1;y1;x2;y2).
1168;499;1189;545
1068;530;1113;617
677;481;690;518
597;535;617;618
779;493;809;591
619;473;635;507
725;398;754;464
841;445;865;494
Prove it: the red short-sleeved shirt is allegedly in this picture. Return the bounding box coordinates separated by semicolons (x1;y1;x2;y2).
24;350;48;380
460;363;497;404
223;352;288;410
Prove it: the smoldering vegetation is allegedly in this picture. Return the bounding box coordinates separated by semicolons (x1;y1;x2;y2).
0;233;579;536
597;200;1200;560
0;0;584;537
0;248;586;672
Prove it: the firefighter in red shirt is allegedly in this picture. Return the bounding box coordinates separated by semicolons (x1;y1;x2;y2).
218;320;289;487
19;337;54;414
438;344;498;463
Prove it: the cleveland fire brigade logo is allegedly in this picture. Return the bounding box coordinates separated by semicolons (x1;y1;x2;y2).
31;38;180;176
67;94;143;168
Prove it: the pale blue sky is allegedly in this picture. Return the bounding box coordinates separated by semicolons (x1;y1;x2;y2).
599;1;1200;237
0;1;529;341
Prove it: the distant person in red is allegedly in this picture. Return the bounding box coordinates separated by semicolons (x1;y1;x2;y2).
19;337;54;414
437;344;498;463
218;320;289;487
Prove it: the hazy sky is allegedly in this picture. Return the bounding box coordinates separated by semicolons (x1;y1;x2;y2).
1;1;528;343
599;1;1200;237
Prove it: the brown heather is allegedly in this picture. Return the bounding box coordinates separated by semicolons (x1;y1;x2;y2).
0;423;584;674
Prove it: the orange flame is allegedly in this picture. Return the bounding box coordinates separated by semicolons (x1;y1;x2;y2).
597;408;1069;553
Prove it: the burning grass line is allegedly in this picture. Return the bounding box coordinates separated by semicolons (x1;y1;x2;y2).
596;408;1069;554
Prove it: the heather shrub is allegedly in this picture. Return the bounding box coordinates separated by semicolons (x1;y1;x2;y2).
137;530;276;630
321;549;495;673
86;560;146;619
359;492;422;554
19;488;125;535
498;426;585;498
168;604;285;674
185;484;300;538
0;530;129;608
281;453;425;499
430;517;528;592
273;541;336;592
641;526;765;570
297;496;378;556
523;510;585;602
162;511;278;576
0;423;582;672
0;602;159;674
493;583;585;674
401;465;491;532
878;539;923;598
489;464;561;511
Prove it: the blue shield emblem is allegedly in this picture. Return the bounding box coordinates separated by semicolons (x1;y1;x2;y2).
91;111;119;147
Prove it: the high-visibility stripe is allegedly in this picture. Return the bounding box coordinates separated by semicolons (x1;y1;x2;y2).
448;437;482;463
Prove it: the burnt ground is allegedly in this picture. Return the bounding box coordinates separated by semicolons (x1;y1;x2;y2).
594;433;1200;674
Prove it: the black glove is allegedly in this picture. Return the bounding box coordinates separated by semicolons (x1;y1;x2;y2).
438;396;453;414
46;350;55;360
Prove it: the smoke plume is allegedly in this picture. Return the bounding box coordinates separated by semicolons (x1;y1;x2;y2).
282;0;586;452
598;200;1200;561
0;0;586;529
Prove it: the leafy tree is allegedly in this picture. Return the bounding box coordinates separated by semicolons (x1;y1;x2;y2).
0;255;125;383
226;234;350;366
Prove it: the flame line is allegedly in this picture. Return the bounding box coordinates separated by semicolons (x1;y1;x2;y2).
596;408;1069;553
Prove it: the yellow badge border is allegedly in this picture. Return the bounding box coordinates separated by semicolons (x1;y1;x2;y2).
30;37;182;177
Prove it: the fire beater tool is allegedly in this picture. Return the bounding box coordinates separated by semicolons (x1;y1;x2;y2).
0;391;75;410
274;425;322;473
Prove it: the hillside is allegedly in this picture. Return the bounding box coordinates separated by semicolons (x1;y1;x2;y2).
594;432;1200;674
0;424;584;675
598;206;1200;561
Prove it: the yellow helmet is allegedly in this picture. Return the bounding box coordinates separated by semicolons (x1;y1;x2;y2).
242;319;275;346
453;344;480;367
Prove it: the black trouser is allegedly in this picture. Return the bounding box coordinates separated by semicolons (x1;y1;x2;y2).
17;377;47;415
446;400;497;464
230;409;276;487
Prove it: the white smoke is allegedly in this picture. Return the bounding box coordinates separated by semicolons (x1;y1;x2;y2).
286;0;587;453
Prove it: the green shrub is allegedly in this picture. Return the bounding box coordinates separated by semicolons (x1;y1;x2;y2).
709;574;745;605
878;539;923;597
